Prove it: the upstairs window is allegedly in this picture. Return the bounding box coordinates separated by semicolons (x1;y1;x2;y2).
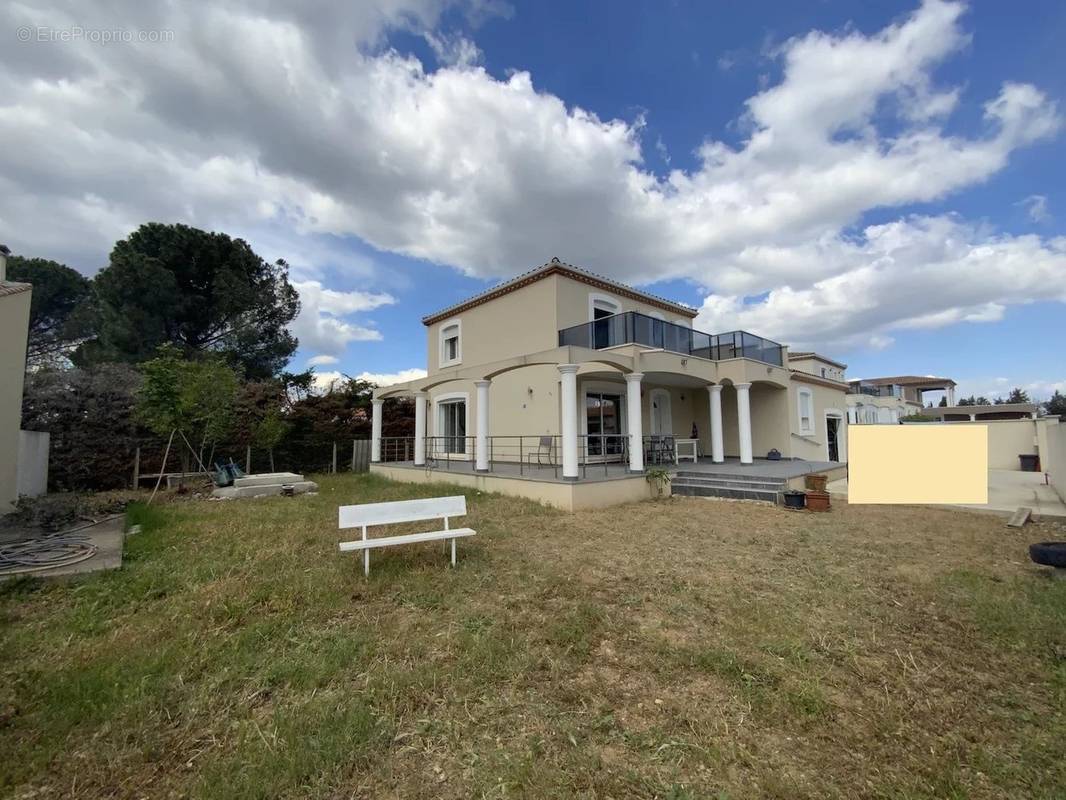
798;388;814;435
439;320;461;367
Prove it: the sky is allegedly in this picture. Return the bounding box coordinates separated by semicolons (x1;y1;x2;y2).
2;0;1064;402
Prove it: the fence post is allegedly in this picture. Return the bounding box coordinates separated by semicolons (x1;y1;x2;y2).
351;439;357;471
245;445;251;474
332;441;338;474
132;446;140;489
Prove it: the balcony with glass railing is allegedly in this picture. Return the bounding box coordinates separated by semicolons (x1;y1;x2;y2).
557;311;785;367
849;384;900;397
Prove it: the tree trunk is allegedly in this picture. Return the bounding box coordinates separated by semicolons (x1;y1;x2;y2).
269;449;275;472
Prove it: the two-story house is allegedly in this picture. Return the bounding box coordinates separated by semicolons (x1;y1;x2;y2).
846;375;956;424
370;258;848;509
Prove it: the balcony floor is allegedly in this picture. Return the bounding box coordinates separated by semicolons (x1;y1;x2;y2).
376;456;843;484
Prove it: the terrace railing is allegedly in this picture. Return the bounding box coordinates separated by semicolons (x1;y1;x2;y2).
558;311;784;367
379;435;639;480
377;433;686;479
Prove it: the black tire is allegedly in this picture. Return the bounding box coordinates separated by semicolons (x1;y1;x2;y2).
1029;542;1066;568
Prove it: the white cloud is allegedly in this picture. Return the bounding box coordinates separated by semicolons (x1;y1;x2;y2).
955;378;1066;403
309;370;345;394
290;280;395;356
1017;194;1051;223
307;354;338;367
424;31;482;67
308;367;427;394
355;368;428;386
695;215;1066;350
0;0;1062;355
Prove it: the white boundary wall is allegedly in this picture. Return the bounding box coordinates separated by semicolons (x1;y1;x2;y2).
17;430;49;498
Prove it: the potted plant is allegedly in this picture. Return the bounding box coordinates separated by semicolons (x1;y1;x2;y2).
782;489;805;510
645;467;672;498
805;490;831;512
805;473;828;492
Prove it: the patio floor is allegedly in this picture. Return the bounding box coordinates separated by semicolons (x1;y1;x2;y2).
378;456;844;484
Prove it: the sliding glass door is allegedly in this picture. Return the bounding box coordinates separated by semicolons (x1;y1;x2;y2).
586;392;624;458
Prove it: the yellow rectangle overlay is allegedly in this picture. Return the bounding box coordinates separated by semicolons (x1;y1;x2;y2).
848;425;988;505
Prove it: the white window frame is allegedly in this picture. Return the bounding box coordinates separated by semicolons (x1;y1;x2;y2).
433;391;469;455
438;319;462;368
588;292;621;321
797;388;815;435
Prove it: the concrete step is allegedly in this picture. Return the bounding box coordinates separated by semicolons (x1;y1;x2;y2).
672;475;785;492
671;482;780;503
675;471;787;485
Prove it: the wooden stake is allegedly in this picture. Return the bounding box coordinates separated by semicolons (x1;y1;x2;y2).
132;446;141;489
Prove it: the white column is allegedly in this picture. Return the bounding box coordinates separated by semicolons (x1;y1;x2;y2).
947;386;956;406
475;379;491;472
413;391;427;466
735;382;753;464
708;385;724;463
370;398;383;462
559;365;580;480
625;372;644;473
969;413;976;422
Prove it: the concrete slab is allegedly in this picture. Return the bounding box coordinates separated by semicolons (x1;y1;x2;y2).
233;472;304;488
0;516;124;580
826;470;1066;518
213;480;318;499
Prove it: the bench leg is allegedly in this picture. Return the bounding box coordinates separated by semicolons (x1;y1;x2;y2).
450;537;456;567
364;549;370;577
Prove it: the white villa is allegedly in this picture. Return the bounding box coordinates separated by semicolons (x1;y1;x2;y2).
369;259;849;510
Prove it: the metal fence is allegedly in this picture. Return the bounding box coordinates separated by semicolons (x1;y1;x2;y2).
378;433;682;478
131;437;373;488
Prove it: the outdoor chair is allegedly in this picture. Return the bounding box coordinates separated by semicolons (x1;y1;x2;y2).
525;435;555;468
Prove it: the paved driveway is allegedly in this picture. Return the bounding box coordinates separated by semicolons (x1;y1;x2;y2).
827;469;1066;517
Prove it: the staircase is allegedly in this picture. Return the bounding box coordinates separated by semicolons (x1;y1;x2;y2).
670;470;786;504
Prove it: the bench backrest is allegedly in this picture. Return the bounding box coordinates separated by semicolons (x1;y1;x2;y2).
339;495;467;529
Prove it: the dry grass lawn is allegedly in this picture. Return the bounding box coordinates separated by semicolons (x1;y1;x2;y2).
2;473;1065;799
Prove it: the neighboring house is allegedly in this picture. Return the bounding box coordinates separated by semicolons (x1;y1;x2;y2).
0;245;33;514
846;375;956;424
920;403;1039;422
369;258;848;508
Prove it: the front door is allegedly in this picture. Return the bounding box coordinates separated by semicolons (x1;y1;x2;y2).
586;392;623;458
650;390;672;436
826;416;839;462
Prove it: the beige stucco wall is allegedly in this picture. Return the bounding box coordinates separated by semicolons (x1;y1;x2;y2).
369;463;664;511
788;378;848;462
1042;420;1066;503
426;275;560;375
554;273;694;330
908;418;1041;471
789;356;845;383
425;273;698;377
0;286;32;513
984;419;1038;470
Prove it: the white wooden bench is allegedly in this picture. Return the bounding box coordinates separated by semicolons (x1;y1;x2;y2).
338;495;476;577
